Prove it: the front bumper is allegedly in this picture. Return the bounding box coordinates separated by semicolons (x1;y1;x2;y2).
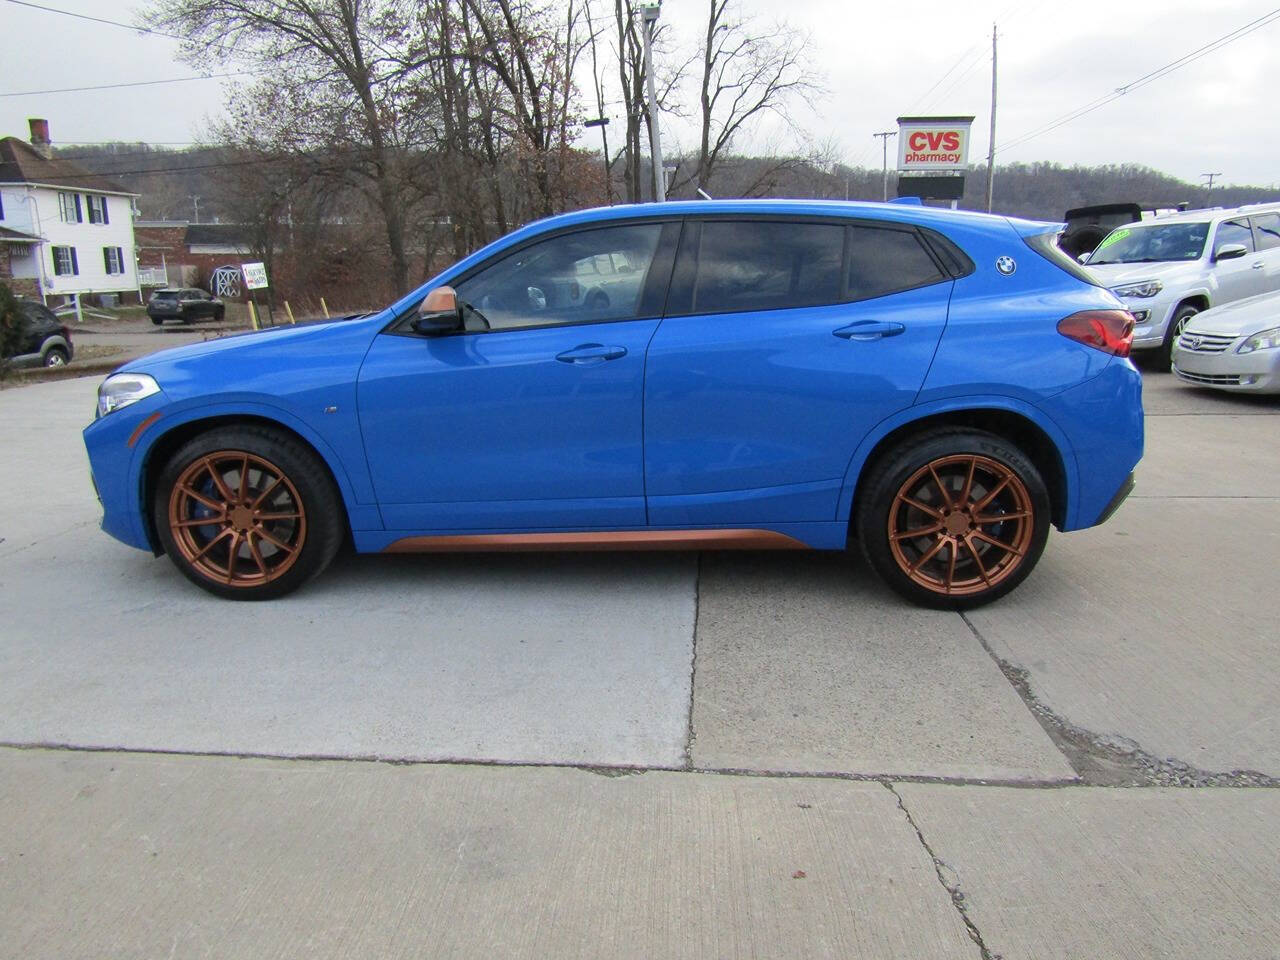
1172;336;1280;393
1123;295;1180;349
83;391;171;552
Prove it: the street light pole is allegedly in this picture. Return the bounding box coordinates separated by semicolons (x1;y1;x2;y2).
584;117;612;204
639;3;665;202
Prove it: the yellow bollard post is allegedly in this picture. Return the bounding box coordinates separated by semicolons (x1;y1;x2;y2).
320;297;330;319
284;301;296;325
248;301;260;331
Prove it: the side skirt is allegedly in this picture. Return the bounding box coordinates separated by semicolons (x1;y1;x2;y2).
381;529;810;553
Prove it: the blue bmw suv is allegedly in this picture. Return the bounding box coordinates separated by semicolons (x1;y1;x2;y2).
84;200;1143;608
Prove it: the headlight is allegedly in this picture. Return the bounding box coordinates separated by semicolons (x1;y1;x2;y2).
1237;326;1280;354
97;373;160;417
1111;280;1163;299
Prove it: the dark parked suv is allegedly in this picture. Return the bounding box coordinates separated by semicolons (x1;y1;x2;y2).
147;288;225;325
4;300;73;368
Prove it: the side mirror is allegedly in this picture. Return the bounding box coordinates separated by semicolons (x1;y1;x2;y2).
1214;242;1248;262
412;285;463;335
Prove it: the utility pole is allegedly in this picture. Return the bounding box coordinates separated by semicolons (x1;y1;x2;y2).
1201;172;1222;205
639;3;664;202
873;131;897;201
188;194;201;224
985;23;997;213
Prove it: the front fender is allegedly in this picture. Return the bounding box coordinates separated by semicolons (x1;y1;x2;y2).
835;394;1080;528
128;397;384;547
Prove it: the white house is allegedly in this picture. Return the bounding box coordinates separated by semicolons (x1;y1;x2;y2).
0;119;140;305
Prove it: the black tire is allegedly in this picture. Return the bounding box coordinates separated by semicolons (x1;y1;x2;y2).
855;428;1051;610
43;346;69;367
215;307;225;322
153;424;345;600
151;316;164;326
1160;304;1200;370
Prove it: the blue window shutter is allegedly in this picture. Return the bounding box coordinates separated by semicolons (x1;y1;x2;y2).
74;194;82;222
102;197;109;225
70;247;79;275
103;247;110;272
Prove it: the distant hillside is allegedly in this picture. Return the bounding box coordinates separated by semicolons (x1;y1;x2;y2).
57;143;1279;225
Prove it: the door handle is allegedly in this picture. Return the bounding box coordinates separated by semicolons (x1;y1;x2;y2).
833;320;906;341
555;343;628;364
1252;261;1265;269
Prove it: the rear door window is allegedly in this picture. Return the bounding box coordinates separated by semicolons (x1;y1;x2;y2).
691;221;844;314
1250;213;1280;251
847;226;946;301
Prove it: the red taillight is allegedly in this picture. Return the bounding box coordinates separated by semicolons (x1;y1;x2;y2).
59;325;71;341
1056;310;1134;358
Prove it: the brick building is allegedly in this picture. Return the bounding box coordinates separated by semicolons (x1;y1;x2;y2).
134;221;259;296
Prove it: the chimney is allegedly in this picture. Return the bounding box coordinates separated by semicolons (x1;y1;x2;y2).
28;118;52;159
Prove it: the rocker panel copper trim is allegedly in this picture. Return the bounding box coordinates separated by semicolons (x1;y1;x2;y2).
383;529;809;554
127;412;162;448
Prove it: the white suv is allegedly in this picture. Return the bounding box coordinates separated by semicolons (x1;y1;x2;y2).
1085;203;1280;367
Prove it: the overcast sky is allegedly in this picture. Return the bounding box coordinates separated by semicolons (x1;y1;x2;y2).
1;0;1278;188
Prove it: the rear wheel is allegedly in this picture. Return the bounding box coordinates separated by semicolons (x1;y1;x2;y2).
43;346;68;367
151;316;164;326
153;425;345;600
856;429;1050;609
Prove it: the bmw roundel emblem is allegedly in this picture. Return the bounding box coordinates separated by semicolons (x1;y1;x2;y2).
996;256;1017;275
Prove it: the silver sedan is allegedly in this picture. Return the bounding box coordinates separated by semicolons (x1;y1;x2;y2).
1172;290;1280;393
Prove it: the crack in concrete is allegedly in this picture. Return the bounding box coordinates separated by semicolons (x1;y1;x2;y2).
682;553;701;771
960;613;1279;788
881;780;1000;960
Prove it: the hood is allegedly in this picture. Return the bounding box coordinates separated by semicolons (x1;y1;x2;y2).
119;313;382;373
1184;290;1280;337
1084;260;1201;288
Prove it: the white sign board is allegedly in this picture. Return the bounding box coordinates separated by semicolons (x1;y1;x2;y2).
896;116;974;172
242;262;269;290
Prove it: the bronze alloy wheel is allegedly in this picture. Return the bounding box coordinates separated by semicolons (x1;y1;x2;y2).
167;450;307;587
887;454;1035;597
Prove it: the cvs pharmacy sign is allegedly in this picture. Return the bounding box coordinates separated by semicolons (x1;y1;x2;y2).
896;116;974;171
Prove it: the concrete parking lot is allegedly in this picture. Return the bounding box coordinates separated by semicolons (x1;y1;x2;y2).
1;371;1277;958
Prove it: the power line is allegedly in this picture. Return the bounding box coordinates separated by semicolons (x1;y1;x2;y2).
1;72;258;98
1000;7;1280;153
35;155;291;180
3;0;188;42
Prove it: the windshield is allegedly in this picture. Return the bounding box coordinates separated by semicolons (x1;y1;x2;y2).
1087;223;1209;264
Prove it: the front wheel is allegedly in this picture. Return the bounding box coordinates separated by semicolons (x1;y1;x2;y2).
856;430;1051;609
153;425;345;600
1160;304;1199;369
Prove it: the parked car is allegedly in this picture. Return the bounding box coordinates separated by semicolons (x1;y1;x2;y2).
1058;203;1143;261
4;299;73;368
147;288;225;325
1085;203;1280;367
1171;288;1280;393
84;200;1143;608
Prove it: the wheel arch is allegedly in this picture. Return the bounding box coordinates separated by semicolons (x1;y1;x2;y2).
1176;293;1210;313
137;411;357;554
841;402;1074;535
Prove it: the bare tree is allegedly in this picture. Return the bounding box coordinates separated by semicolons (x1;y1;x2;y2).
145;0;425;295
670;0;820;197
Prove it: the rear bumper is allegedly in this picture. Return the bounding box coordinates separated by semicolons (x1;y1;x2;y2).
1036;359;1145;531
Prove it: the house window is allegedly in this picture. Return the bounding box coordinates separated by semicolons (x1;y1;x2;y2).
87;194;110;225
52;246;79;276
58;192;82;224
103;246;125;275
